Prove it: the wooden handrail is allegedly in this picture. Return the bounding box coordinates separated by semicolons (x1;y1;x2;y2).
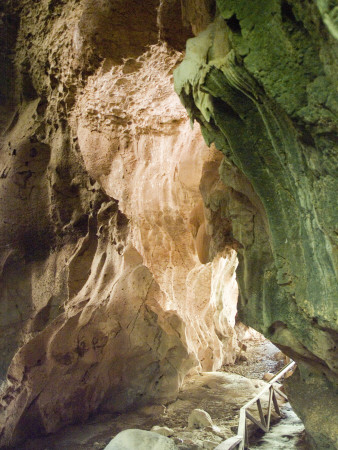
215;361;296;450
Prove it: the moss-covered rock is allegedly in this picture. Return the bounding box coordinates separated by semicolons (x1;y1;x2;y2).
174;1;338;447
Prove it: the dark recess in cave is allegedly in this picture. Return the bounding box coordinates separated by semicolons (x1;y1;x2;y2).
281;1;297;23
226;14;241;34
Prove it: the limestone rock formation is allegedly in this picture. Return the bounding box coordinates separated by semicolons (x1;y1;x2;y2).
1;0;337;447
174;1;338;448
0;0;238;446
73;42;238;372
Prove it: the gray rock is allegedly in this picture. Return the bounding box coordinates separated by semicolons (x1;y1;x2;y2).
188;409;214;429
151;425;175;437
104;429;179;450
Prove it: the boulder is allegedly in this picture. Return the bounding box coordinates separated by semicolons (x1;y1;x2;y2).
104;429;178;450
151;426;175;437
263;373;274;382
188;409;214;429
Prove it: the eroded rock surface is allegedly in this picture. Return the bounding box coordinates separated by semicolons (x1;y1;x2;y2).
1;0;336;447
174;1;338;447
0;0;239;446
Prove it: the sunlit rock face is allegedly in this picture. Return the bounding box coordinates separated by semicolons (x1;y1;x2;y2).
74;43;238;373
0;0;238;445
175;1;338;447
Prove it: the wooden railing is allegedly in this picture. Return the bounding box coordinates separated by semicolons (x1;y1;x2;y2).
215;361;296;450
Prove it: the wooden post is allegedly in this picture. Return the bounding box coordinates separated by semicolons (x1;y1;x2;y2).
272;389;281;416
266;386;273;429
257;398;267;428
238;409;246;450
245;419;249;448
246;411;268;432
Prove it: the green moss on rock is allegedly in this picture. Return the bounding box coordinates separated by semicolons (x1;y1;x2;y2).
174;1;338;447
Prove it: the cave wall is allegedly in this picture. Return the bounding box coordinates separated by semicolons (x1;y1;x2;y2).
174;1;338;447
1;0;337;447
0;0;239;446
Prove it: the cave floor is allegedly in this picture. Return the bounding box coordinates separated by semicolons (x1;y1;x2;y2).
222;337;283;378
18;338;301;450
